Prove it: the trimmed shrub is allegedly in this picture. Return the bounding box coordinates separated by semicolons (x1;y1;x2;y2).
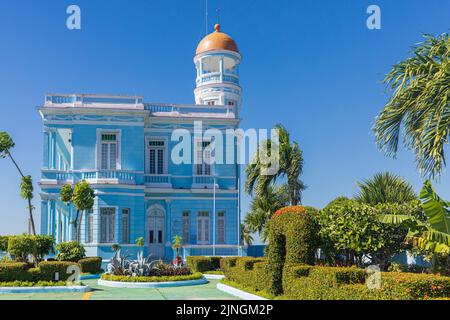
33;235;54;262
267;206;320;295
101;272;203;283
186;256;223;272
209;257;222;270
236;257;266;270
78;257;102;274
0;262;30;282
220;257;238;271
55;241;86;262
38;261;79;281
222;257;270;293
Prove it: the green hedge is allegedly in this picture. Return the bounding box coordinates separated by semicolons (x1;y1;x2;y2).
0;236;10;252
0;261;79;283
222;258;270;293
38;261;79;281
186;256;223;272
220;257;238;271
101;272;203;283
222;258;450;300
78;257;102;274
0;281;70;287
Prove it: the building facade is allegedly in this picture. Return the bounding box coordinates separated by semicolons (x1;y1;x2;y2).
39;24;245;260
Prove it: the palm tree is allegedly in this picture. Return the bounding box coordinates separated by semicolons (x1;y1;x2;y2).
374;34;450;179
245;124;305;205
240;223;254;246
0;131;36;235
355;172;417;205
244;185;289;242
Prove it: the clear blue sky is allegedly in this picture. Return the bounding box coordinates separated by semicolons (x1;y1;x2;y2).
0;0;449;235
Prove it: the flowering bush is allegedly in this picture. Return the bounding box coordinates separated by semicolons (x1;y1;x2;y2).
272;205;306;218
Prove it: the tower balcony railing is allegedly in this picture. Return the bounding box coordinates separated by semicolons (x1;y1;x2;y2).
196;72;239;86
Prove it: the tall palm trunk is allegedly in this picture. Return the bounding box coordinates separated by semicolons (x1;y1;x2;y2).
8;151;36;235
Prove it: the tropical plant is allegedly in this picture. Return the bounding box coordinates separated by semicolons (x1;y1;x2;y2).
244;185;289;242
355;172;417;205
172;235;183;259
0;131;36;235
60;181;95;242
245;124;305;205
135;237;145;247
374;33;450;178
55;241;86;262
380;180;450;259
320;198;420;269
240;223;253;246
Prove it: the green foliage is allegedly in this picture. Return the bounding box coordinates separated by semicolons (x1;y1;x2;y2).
100;272;203;282
33;235;54;263
244;185;289;242
72;180;95;212
374;33;450;178
0;262;30;282
186;256;223;272
223;261;450;300
0;131;14;158
78;257;102;274
4;235;54;265
55;241;86;262
380;180;450;255
135;237;144;247
37;261;79;281
355;172;417;205
0;260;78;283
267;206;319;295
220;257;238;271
7;235;36;262
0;236;10;252
222;258;271;293
60;184;73;203
319;198;419;269
0;280;70;287
20;175;33;201
240;223;253;245
245;124;305;206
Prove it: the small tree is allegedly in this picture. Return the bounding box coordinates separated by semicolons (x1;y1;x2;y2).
0;131;36;235
60;181;95;243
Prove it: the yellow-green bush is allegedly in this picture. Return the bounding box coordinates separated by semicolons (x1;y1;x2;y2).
78;257;102;274
223;259;450;300
186;256;223;272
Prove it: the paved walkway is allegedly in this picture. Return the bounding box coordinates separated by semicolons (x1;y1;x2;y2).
0;279;239;300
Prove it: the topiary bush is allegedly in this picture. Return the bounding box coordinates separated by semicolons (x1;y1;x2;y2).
222;257;270;293
0;262;30;282
38;261;79;281
220;257;238;271
78;257;102;274
267;206;320;295
55;241;86;262
186;256;223;272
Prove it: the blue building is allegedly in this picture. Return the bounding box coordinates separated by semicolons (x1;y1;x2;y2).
38;24;245;261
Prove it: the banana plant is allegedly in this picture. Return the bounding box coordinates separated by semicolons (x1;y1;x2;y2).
379;180;450;254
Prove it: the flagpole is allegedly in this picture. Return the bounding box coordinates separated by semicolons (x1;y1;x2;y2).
213;177;216;256
237;178;241;256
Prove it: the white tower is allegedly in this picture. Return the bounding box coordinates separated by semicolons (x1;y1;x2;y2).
194;24;242;115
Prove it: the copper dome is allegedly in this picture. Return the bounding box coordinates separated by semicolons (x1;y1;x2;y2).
196;24;239;55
